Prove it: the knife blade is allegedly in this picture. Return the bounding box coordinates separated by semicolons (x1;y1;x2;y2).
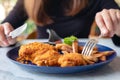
8;23;27;38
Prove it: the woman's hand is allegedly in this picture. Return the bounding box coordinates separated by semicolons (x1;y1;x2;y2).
95;9;120;37
0;22;16;47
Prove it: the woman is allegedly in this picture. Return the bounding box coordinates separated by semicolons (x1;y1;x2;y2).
0;0;120;47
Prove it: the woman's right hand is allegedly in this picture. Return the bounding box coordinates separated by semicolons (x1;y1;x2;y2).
95;9;120;37
0;22;16;47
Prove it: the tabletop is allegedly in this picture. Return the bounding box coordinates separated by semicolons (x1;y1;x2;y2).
0;38;120;80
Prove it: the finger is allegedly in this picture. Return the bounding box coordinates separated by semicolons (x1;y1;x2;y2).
109;9;118;26
95;12;109;36
7;36;16;45
0;41;9;47
0;25;9;46
115;10;120;36
0;41;5;47
2;23;16;45
116;9;120;22
101;9;114;37
3;22;14;35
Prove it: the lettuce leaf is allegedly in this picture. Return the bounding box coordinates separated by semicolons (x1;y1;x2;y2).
63;36;78;45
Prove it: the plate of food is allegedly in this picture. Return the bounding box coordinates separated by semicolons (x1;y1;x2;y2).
6;37;116;74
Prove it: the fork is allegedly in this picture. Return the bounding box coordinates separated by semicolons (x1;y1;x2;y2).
81;35;102;56
46;29;62;44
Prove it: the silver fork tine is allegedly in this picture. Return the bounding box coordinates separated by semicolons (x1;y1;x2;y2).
86;40;98;56
82;39;98;56
81;40;92;55
82;40;92;56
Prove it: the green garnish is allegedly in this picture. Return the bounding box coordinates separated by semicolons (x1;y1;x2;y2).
63;36;78;45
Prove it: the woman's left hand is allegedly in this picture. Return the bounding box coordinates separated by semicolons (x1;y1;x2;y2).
95;9;120;37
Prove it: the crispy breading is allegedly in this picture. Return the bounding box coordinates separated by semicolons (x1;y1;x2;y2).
33;50;61;66
17;41;115;67
17;42;55;62
58;53;86;67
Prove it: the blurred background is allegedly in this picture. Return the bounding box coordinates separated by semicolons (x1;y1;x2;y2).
0;0;120;39
0;0;36;40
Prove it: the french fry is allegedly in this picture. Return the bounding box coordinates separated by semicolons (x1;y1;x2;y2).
83;55;98;62
92;53;103;58
82;58;87;66
55;43;72;50
62;51;69;54
84;59;95;65
102;51;115;56
99;56;106;61
61;46;73;53
93;47;98;51
83;56;95;65
72;40;79;53
78;46;83;52
78;46;98;53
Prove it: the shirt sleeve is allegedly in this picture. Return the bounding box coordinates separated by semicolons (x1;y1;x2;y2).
100;0;120;9
112;35;120;46
2;0;28;29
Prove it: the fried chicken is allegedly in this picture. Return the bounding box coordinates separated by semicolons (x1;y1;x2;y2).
33;50;61;66
17;41;115;67
17;42;56;63
58;53;86;67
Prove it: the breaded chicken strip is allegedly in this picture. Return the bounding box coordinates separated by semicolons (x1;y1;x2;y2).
58;53;86;67
33;50;61;66
17;42;55;62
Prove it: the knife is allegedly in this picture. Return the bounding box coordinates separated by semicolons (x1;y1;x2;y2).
8;23;27;38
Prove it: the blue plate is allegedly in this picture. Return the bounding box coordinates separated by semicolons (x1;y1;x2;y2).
6;42;116;74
